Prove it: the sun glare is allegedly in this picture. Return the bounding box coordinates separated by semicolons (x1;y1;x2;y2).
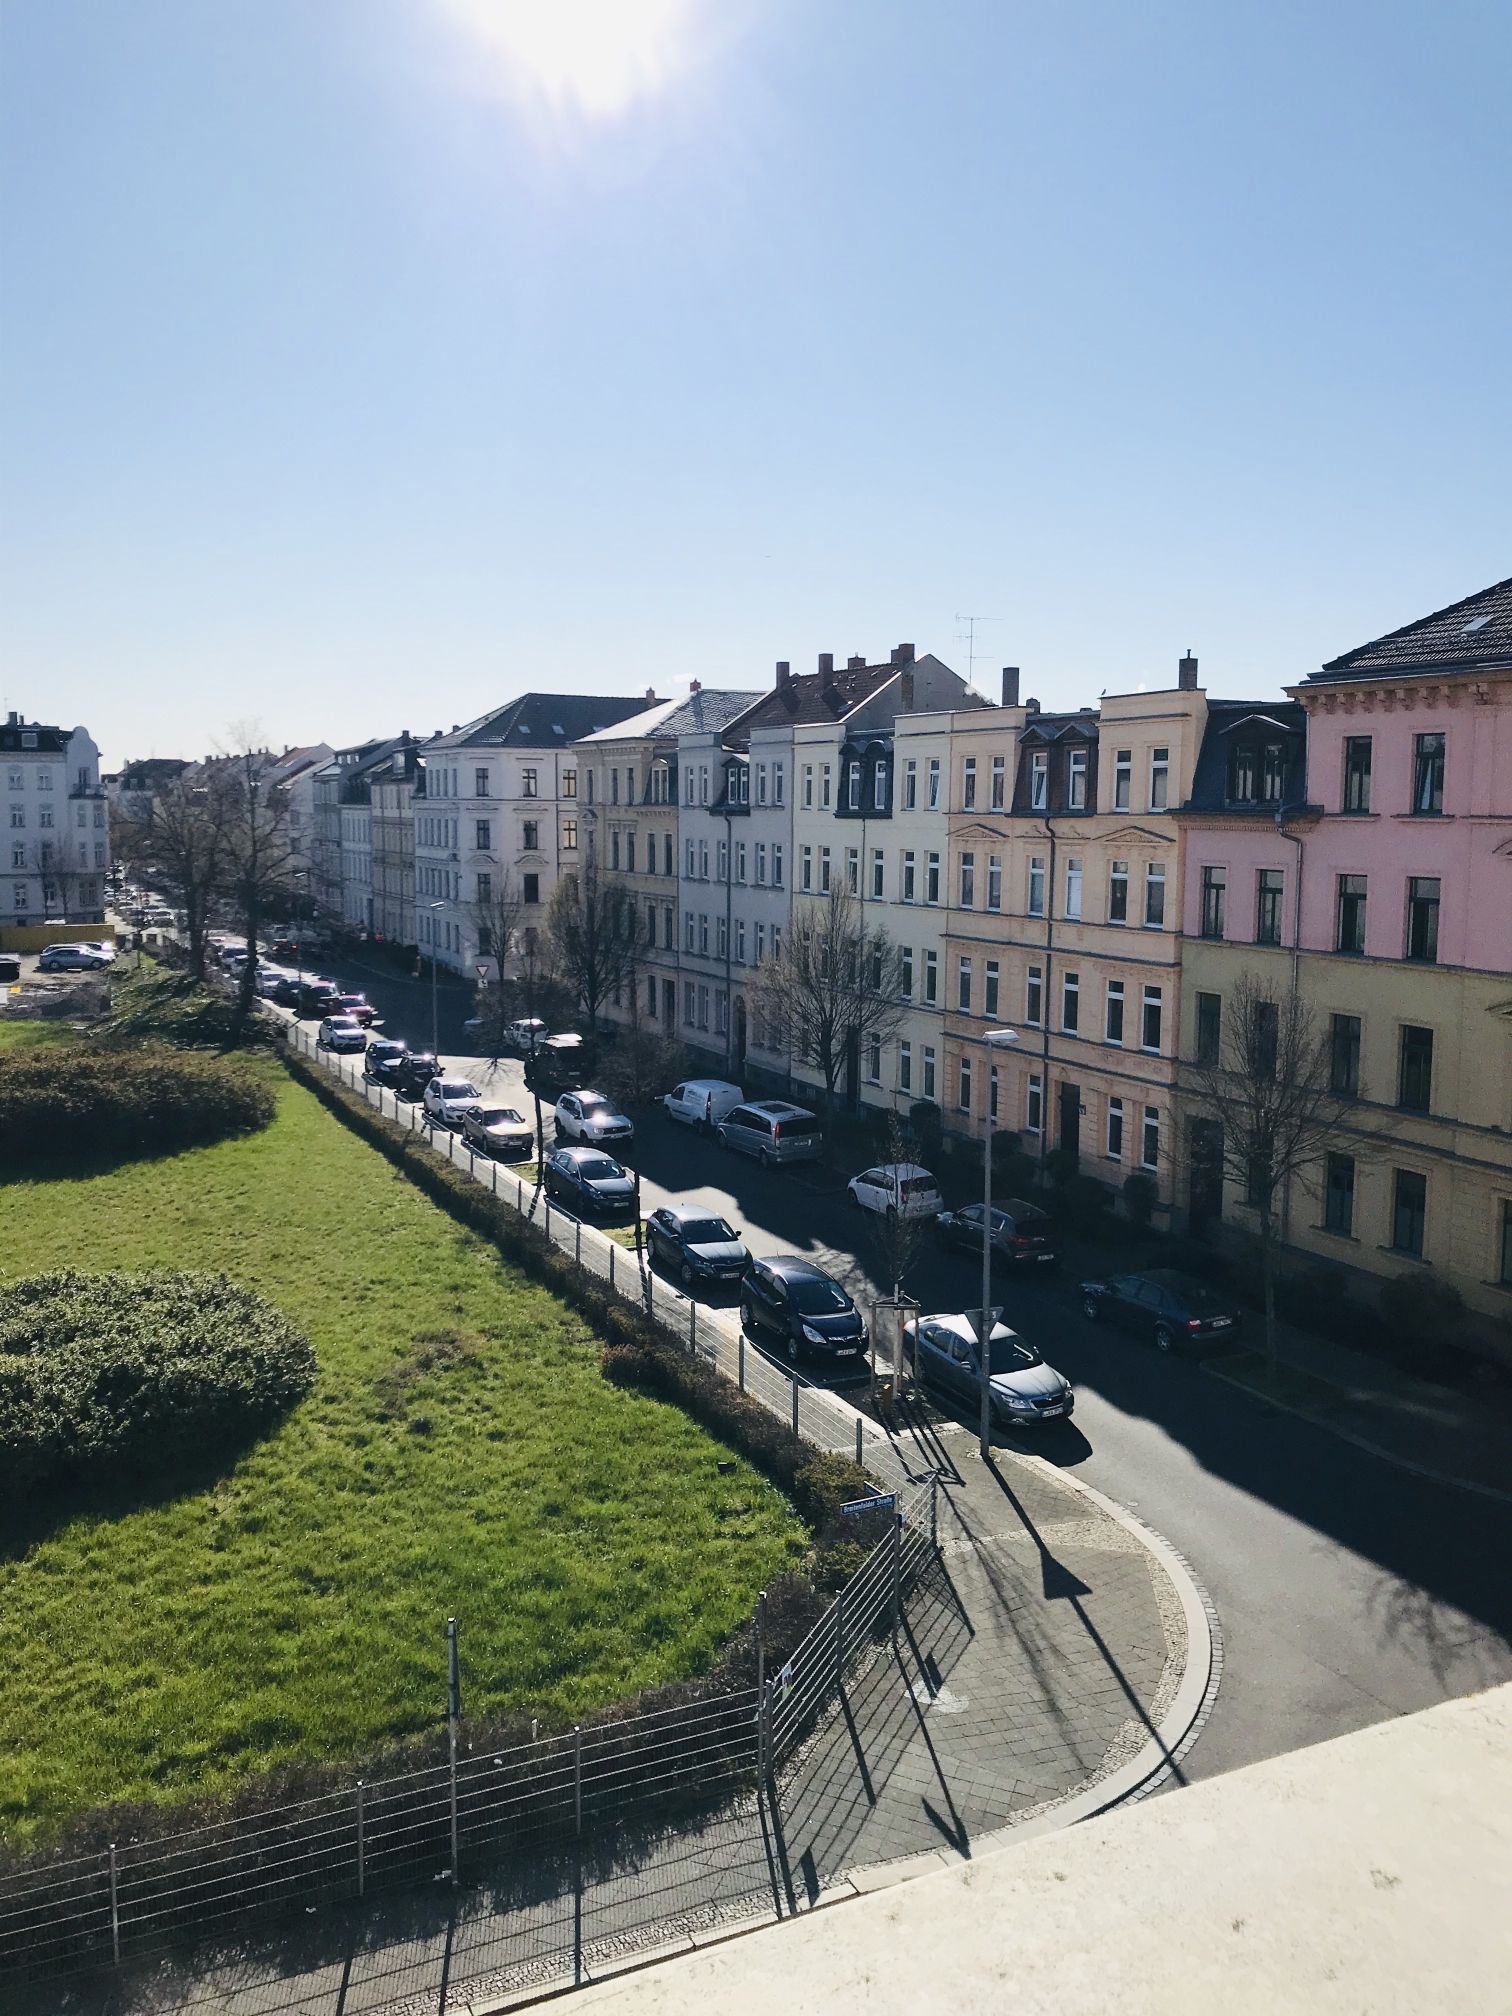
436;0;699;118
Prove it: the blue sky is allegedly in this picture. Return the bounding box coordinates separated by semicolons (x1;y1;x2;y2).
2;0;1508;766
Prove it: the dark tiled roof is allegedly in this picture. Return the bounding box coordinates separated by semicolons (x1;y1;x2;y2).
1019;710;1099;743
117;757;190;788
655;690;763;740
431;693;653;750
730;662;899;735
0;719;68;755
1181;699;1308;814
1311;575;1512;681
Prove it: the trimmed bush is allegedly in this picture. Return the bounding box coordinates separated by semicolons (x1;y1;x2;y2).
0;1270;314;1498
0;1043;274;1165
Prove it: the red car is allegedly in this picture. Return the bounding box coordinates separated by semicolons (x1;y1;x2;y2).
333;993;376;1027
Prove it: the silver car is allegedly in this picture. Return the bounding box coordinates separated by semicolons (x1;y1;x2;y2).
906;1312;1074;1428
554;1091;634;1147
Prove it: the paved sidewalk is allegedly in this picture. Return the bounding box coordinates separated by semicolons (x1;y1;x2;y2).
5;1432;1206;2016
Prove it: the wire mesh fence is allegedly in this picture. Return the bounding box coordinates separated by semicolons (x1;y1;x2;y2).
0;1029;937;1988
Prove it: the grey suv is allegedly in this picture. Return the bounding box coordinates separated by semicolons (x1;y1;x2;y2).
716;1100;822;1167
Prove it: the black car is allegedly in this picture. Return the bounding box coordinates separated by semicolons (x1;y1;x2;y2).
294;980;342;1019
525;1033;594;1095
1080;1268;1242;1351
935;1197;1059;1269
740;1257;867;1368
646;1206;751;1292
461;1104;536;1160
394;1050;441;1099
543;1146;635;1218
271;974;304;1006
363;1038;409;1086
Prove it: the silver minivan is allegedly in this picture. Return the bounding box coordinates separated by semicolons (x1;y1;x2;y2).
716;1100;823;1167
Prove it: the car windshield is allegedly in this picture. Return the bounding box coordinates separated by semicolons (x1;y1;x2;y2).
787;1273;851;1315
329;1018;360;1031
576;1155;624;1181
337;996;365;1009
374;1042;404;1058
682;1218;737;1245
479;1107;525;1126
578;1095;612;1115
439;1080;478;1099
986;1334;1041;1371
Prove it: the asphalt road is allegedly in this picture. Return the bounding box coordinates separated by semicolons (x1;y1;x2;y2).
286;944;1512;1787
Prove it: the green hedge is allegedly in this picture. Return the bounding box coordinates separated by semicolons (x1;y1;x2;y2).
0;1043;274;1166
0;1270;314;1499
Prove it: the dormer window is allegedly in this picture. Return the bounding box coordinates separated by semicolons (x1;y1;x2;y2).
1228;740;1286;805
846;759;862;810
1029;750;1048;809
1067;748;1088;809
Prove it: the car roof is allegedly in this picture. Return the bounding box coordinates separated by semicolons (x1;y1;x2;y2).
663;1203;728;1225
748;1100;811;1116
869;1162;935;1180
763;1255;831;1281
1000;1197;1047;1217
680;1078;741;1094
558;1143;623;1165
916;1312;1016;1345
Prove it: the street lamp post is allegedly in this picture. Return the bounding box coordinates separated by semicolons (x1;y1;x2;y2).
979;1028;1021;1461
428;902;445;1059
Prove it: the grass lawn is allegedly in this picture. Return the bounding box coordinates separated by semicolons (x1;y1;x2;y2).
0;1021;74;1053
0;1064;803;1846
1205;1346;1344;1417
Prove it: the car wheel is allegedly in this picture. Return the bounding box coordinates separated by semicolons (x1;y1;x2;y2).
759;1149;774;1170
739;1299;754;1332
885;1205;898;1229
1154;1323;1176;1354
679;1261;695;1287
785;1331;800;1365
1081;1294;1100;1322
847;1189;861;1209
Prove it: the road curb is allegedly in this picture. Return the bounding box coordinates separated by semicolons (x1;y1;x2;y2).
1201;1360;1512;1506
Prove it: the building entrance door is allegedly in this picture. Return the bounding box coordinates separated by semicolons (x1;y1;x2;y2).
1057;1081;1081;1160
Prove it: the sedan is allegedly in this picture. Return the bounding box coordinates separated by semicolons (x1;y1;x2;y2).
362;1037;409;1085
37;944;111;972
554;1090;634;1147
394;1050;441;1099
544;1146;636;1218
423;1076;483;1129
936;1197;1059;1269
80;940;118;964
317;1015;367;1054
907;1312;1074;1428
461;1104;536;1161
646;1206;751;1292
847;1162;944;1221
740;1257;867;1369
1080;1268;1242;1352
333;992;376;1027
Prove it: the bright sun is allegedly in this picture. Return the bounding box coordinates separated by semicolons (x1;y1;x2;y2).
436;0;699;118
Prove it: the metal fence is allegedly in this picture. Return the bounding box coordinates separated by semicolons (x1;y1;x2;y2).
0;1028;936;1987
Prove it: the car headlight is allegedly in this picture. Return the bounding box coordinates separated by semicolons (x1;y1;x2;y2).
1000;1393;1035;1410
801;1324;825;1344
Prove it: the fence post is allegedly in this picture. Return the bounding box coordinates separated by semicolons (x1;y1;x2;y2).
755;1588;767;1705
544;1197;552;1240
688;1296;696;1354
930;1471;939;1556
108;1842;120;1965
575;1218;581;1266
447;1616;461;1889
573;1725;584;1986
646;1267;653;1318
761;1677;775;1788
609;1241;616;1289
835;1586;845;1688
517;1176;524;1212
791;1374;799;1439
892;1512;903;1635
738;1330;745;1391
355;1780;366;1898
855;1417;863;1467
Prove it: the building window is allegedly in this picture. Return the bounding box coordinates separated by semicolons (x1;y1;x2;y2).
1112;749;1131;810
820;847;831;893
1026;1073;1043;1135
716;915;729;959
1028;856;1045;916
1029;750;1048;809
1251;999;1279;1080
751;842;765;886
1025;964;1042;1025
866;1035;882;1085
717;839;729;881
801;845;813;892
1065;857;1082;919
1324;1153;1355;1236
756;762;769;806
962;757;977;810
773;843;784;886
774;761;785;806
734;841;747;884
1342;737;1372;813
684;911;696;953
928;759;941;809
1149;746;1169;810
898;1041;912;1093
926;853;940;904
1106;979;1125;1045
1067;748;1088;809
1143;861;1166;928
1256;868;1284;946
1336;874;1367;954
802;765;813;809
735;918;747;962
1141;986;1163;1053
923;950;938;1004
1106;1098;1124;1162
562;819;578;851
698;915;710;955
871;849;885;899
844;846;859;893
523;873;540;904
683;980;696;1025
519;765;538;801
846;759;861;810
900;946;913;999
991;754;1005;809
1141;1106;1160;1170
901;850;916;902
903;759;917;809
1108;859;1128;924
1200;866;1226;939
957;956;972;1013
476;871;492;905
1412;732;1445;816
474;818;491;851
1392;1169;1427;1256
754;921;766;962
957;1055;972;1112
873;759;887;808
1499;1201;1512;1286
561;768;577;800
989;1063;1000;1120
959;851;975;907
1406;877;1440;963
1398;1025;1433;1113
985;960;999;1018
1195;991;1221;1067
699;839;710;879
1329;1013;1361;1096
1062;970;1080;1033
685;838;697;880
820;765;831;808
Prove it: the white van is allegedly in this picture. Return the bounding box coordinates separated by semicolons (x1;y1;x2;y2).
664;1079;745;1131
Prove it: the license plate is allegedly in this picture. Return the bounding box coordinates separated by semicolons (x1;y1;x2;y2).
1036;1254;1054;1263
1037;1403;1064;1416
1208;1317;1233;1329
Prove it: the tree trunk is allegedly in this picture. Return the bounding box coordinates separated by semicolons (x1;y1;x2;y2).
1259;1202;1279;1384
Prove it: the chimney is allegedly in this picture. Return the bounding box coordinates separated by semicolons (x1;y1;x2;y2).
1178;651;1199;691
775;660;792;689
847;654;867;671
1000;665;1020;707
689;678;702;694
817;652;833;677
1024;697;1041;716
5;711;16;727
645;685;656;702
891;642;916;666
900;669;915;710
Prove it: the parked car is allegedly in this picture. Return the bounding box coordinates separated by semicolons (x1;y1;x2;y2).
0;952;20;981
394;1050;441;1099
935;1197;1060;1269
255;963;292;998
847;1162;944;1221
332;992;376;1027
362;1037;409;1085
423;1075;483;1128
525;1032;592;1093
271;974;305;1007
646;1205;751;1290
317;1014;367;1054
37;943;111;972
907;1312;1073;1427
79;940;118;964
554;1090;634;1147
716;1100;823;1168
663;1079;745;1131
504;1016;549;1054
739;1257;867;1367
1080;1269;1242;1351
543;1145;635;1217
218;942;250;967
295;980;342;1018
460;1104;536;1160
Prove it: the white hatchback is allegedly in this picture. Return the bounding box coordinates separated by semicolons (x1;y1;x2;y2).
847;1162;945;1221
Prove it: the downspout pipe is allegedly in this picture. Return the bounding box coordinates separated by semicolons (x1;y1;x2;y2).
1278;805;1306;1246
1040;815;1056;1177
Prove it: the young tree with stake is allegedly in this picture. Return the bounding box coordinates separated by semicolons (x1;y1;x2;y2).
546;861;641;1033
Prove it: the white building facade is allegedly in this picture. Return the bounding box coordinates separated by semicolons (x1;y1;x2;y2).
2;711;110;926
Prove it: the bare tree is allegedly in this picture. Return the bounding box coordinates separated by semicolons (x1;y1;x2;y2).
1183;971;1365;1379
214;745;299;1038
113;775;226;979
751;882;905;1143
464;872;527;1061
546;862;641;1033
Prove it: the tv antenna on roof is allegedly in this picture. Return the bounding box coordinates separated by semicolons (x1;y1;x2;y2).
954;613;1000;694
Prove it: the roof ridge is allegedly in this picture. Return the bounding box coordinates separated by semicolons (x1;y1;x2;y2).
1322;573;1512;670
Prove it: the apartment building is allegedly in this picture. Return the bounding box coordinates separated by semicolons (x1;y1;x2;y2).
263;744;334;887
417;693;652;978
2;711;110;926
578;686;760;1034
370;739;428;949
312;741;392;919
